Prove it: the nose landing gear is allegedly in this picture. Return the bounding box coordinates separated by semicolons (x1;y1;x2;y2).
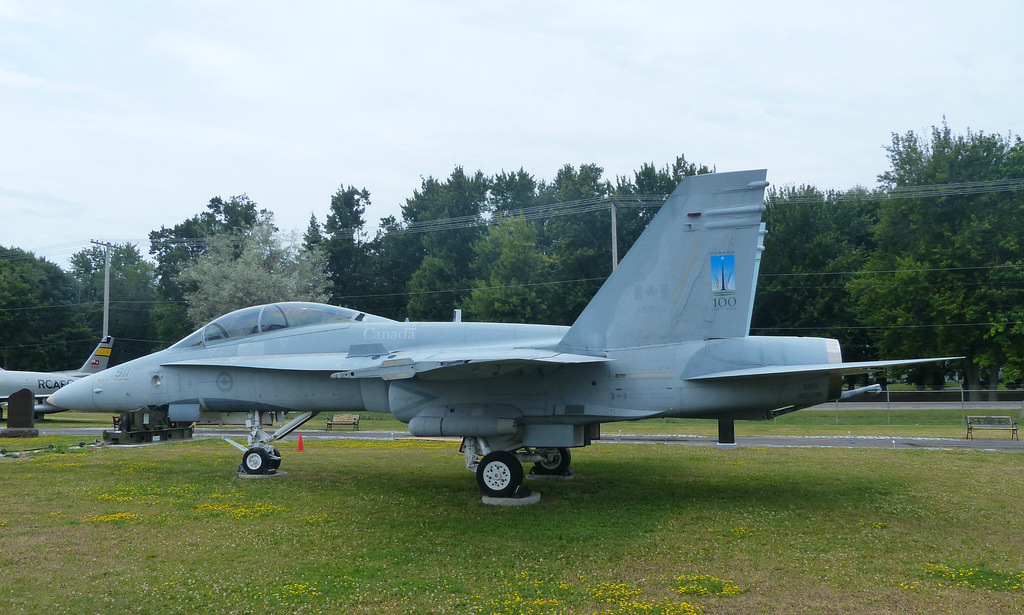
226;410;316;475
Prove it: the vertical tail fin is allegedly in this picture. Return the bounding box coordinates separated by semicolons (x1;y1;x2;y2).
559;170;768;352
78;336;114;373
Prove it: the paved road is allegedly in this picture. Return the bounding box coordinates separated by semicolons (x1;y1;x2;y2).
601;433;1024;452
32;426;1024;453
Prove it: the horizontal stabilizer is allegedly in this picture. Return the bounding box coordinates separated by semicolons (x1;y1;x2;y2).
686;357;962;381
841;384;882;399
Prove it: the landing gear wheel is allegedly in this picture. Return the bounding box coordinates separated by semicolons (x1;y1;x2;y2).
476;451;524;497
242;447;271;474
269;447;282;470
532;447;571;475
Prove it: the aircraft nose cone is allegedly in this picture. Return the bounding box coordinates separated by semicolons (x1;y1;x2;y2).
48;377;99;411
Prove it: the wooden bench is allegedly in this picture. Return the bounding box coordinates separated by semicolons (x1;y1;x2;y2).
966;416;1018;440
326;414;360;431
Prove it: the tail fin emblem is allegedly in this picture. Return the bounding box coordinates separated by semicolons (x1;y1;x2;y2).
711;254;736;293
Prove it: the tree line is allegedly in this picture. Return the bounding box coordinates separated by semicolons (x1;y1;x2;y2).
2;124;1022;393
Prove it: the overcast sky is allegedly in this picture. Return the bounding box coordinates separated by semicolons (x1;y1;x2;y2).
2;0;1022;268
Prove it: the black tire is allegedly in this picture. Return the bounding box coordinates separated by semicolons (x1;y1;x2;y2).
242;448;270;474
476;450;524;497
533;447;571;475
269;447;282;470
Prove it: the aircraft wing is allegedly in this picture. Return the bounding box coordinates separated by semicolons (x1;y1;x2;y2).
164;348;612;380
686;357;962;381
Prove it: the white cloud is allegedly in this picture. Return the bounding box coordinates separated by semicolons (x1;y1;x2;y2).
145;30;269;91
0;65;93;92
1;0;1022;264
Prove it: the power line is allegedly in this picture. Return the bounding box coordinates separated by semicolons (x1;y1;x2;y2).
0;337;106;351
8;178;1024;260
333;276;608;301
368;177;1024;235
0;291;1014;336
768;178;1024;205
1;258;1021;313
761;263;1024;278
0;239;147;263
4;177;1024;336
401;195;668;234
888;178;1024;198
754;321;1021;332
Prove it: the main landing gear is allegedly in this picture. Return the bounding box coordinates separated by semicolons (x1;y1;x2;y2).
530;446;572;476
225;410;317;475
464;438;573;498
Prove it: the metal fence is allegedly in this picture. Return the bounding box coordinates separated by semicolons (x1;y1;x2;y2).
841;387;1024;409
813;388;1024;426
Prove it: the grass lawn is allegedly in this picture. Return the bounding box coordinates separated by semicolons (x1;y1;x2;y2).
2;433;1024;614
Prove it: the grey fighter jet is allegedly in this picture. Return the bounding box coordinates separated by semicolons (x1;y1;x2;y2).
1;336;114;418
49;171;954;496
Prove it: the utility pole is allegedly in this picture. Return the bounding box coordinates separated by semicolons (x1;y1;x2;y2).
90;240;114;339
610;198;619;272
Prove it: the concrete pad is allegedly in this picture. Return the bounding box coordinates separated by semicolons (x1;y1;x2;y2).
482;490;542;506
526;468;575;481
236;470;288;479
0;428;40;438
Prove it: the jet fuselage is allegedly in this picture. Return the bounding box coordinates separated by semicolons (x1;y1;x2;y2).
54;319;839;436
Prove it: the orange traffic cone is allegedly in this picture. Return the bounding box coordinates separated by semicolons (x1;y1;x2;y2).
297;434;305;452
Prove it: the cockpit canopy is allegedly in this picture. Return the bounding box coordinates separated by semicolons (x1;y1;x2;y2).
172;302;384;349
